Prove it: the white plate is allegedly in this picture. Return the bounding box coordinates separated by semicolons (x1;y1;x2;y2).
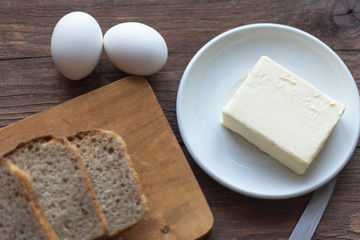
176;23;360;199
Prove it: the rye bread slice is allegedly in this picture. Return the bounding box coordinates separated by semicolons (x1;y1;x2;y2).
68;129;148;236
4;136;108;240
0;157;58;240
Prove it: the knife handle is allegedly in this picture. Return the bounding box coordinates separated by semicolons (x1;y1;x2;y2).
289;177;337;240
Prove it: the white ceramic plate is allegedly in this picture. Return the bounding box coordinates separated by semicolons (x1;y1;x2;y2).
176;23;360;199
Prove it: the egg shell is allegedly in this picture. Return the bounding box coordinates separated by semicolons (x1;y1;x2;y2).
104;22;168;76
51;12;103;80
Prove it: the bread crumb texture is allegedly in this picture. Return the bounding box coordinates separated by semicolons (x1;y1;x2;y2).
4;136;106;240
0;158;58;240
68;130;148;236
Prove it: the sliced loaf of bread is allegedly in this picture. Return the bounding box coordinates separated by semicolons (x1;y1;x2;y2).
0;157;58;240
68;129;148;236
4;136;108;240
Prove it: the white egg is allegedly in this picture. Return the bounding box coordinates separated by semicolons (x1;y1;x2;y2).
104;22;168;76
51;12;103;80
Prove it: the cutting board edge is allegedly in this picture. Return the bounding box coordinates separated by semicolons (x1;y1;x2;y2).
0;76;215;239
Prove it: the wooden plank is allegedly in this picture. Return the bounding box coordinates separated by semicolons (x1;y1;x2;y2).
1;1;360;60
0;76;213;240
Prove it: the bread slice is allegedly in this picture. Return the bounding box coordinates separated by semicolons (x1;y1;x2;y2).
4;136;108;240
68;129;148;236
0;157;58;240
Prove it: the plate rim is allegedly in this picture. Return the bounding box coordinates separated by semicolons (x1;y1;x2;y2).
176;23;360;199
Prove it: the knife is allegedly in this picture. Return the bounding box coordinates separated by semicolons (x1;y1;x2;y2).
288;177;337;240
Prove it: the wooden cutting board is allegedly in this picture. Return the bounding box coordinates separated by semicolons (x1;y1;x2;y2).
0;76;213;240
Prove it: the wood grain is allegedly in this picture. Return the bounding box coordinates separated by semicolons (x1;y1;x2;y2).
0;0;359;239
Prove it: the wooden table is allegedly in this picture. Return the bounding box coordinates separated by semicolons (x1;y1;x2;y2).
1;0;359;239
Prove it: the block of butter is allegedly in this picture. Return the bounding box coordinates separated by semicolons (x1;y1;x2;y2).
221;56;345;175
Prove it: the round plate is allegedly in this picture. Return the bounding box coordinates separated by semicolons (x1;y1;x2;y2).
176;23;360;199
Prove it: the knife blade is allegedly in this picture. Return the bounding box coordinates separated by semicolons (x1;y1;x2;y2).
288;177;337;240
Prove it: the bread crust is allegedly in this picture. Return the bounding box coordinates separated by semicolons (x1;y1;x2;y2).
65;138;109;238
68;129;148;236
3;135;108;240
0;158;59;240
2;130;147;238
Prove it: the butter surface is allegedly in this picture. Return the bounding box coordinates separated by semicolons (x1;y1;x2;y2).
222;56;345;175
